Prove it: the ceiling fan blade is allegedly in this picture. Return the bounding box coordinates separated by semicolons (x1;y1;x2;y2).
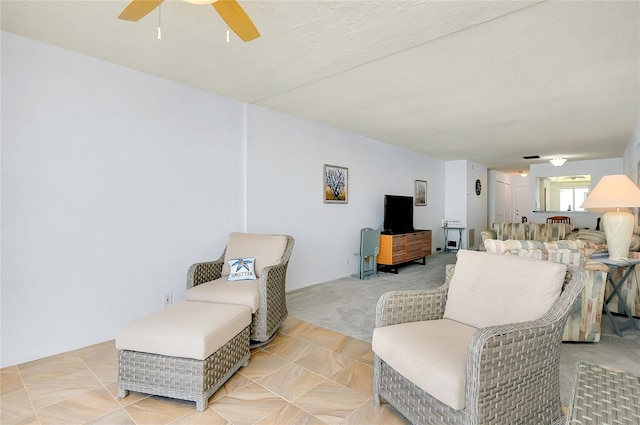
212;0;260;42
118;0;164;21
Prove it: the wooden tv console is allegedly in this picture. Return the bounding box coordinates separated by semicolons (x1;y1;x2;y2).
377;230;432;274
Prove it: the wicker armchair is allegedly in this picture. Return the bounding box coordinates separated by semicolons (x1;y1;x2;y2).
186;233;294;346
372;250;585;425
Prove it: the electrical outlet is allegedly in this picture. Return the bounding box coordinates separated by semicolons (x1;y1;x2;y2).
163;293;172;307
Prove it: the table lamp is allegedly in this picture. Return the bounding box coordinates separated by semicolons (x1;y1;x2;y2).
580;174;640;260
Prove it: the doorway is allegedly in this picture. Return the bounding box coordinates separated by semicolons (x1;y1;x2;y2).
514;186;530;223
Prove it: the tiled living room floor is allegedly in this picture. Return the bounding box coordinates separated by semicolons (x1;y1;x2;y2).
0;317;410;425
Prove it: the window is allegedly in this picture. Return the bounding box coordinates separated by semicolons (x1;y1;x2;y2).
559;186;589;211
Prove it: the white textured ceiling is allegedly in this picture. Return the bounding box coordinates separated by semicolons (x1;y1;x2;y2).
2;0;639;172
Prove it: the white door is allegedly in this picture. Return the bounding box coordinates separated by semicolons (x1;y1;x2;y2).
514;186;530;223
495;181;512;223
504;183;513;222
495;181;506;222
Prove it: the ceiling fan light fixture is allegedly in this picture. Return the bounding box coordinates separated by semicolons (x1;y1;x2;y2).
550;157;567;167
119;0;259;43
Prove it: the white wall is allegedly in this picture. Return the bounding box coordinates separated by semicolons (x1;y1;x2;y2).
0;30;4;371
441;160;487;250
623;115;640;233
1;33;451;366
444;161;467;226
466;162;488;248
623;113;640;179
245;106;447;290
1;33;246;366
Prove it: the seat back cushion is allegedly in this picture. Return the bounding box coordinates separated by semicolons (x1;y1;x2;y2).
221;233;288;278
484;238;543;254
484;238;584;255
531;223;574;242
443;250;567;328
492;222;531;241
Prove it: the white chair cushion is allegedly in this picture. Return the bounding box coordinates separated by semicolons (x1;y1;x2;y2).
186;278;260;313
444;250;566;328
221;233;288;277
372;319;477;410
116;301;251;360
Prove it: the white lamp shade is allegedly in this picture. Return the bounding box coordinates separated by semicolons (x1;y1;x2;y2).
580;175;640;209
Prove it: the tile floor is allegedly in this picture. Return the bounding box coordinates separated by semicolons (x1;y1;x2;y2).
0;317;411;425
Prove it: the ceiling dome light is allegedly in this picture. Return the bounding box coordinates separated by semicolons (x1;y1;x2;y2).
519;171;529;177
550;157;567;167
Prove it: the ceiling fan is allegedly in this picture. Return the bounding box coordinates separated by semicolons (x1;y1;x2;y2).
118;0;260;42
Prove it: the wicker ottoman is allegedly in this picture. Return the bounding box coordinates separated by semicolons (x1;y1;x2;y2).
116;301;251;411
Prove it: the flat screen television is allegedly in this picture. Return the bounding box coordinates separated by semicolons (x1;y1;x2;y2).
383;195;414;234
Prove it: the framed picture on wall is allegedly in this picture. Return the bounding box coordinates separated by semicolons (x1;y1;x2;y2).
415;180;427;206
324;164;348;204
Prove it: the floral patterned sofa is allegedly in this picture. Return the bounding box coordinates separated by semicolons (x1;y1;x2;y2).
480;222;574;251
484;238;609;342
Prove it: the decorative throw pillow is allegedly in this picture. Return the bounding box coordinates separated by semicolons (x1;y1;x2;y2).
572;230;607;245
226;258;257;281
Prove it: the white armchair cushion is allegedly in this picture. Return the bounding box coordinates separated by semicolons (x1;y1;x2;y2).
444;250;566;328
186;278;260;313
221;233;288;277
372;319;477;410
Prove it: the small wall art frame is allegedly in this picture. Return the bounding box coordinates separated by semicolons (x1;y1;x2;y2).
323;164;348;204
415;180;427;206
